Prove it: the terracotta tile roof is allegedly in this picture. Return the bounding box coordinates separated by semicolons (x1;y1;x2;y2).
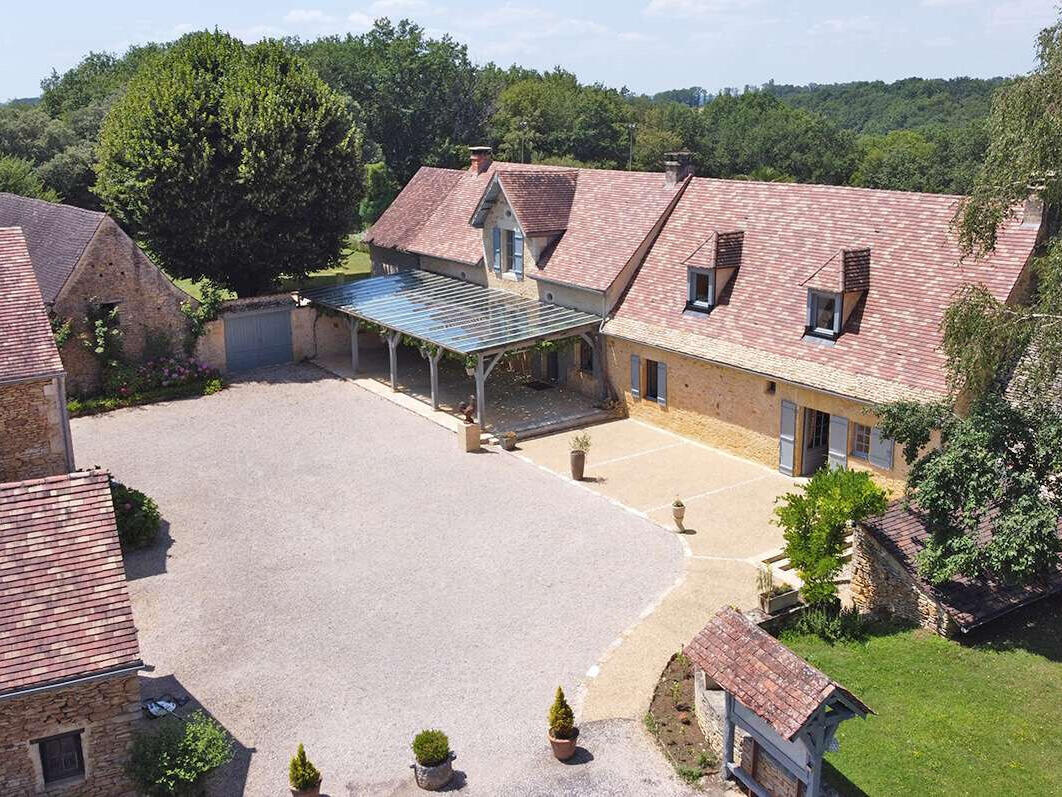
803;248;872;293
862;502;1062;632
496;170;577;234
608;179;1040;399
364;167;463;252
0;193;104;304
685;607;870;740
0;470;141;696
681;230;745;270
0;227;64;382
368;161;684;292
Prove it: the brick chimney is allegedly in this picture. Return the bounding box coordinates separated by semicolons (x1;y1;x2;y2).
469;146;493;174
664;151;694;186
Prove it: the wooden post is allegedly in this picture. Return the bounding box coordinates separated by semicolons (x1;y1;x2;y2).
429;348;443;410
387;331;400;391
475;353;486;427
723;692;736;780
350;318;359;374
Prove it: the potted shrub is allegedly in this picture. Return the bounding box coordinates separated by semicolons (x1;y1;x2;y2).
756;565;800;615
501;431;518;451
570;432;591;480
464;355;477;377
672;497;685;530
548;686;578;761
289;743;322;797
411;729;455;790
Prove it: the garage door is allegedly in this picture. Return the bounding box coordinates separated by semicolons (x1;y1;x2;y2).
224;309;293;371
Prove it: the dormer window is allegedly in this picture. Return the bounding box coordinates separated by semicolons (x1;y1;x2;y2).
686;268;716;311
807;290;841;338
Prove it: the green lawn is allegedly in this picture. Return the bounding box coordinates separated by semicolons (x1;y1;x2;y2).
781;596;1062;796
172;239;372;301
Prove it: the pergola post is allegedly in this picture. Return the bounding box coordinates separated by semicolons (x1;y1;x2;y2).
387;331;401;391
722;692;736;781
581;331;607;400
429;348;443;410
475;353;486;427
349;318;360;373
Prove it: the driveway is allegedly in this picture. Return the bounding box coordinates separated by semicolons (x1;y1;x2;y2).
71;365;689;796
514;419;798;721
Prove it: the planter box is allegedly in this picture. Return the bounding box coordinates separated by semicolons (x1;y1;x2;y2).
760;589;801;615
460;422;481;452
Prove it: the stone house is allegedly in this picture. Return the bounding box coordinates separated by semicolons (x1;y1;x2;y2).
851;501;1062;636
0;470;143;795
0;193;193;396
361;147;1044;491
0;226;74;483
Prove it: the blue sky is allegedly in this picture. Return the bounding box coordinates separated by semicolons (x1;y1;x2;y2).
1;0;1056;101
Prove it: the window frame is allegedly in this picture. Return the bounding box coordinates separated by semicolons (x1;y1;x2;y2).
36;730;85;785
686;267;716;312
645;358;660;400
806;290;842;338
504;229;516;272
851;422;871;460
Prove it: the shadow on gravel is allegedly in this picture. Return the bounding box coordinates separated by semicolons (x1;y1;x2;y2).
561;747;595;765
124;519;173;580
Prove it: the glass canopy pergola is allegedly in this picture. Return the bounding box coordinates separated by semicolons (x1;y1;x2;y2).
301;270;602;426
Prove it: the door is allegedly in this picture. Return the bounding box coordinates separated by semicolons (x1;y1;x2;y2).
779;400;796;476
224;309;293;371
803;409;831;475
546;351;559;382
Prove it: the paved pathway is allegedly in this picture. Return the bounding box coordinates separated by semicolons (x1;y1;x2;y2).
71;364;691;796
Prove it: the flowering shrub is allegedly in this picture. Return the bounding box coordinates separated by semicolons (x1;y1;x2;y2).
105;355;219;397
111;480;162;550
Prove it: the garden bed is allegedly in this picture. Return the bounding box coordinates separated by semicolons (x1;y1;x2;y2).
69;378;223;417
644;652;719;787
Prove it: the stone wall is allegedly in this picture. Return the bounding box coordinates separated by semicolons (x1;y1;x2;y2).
850;526;958;636
604;336;907;494
0;674;141;796
0;378;69;482
53;217;193;396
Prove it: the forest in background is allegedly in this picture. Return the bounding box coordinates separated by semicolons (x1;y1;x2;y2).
0;19;1008;221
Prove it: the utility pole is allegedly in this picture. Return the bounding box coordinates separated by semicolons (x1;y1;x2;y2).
520;119;529;163
627;122;636;170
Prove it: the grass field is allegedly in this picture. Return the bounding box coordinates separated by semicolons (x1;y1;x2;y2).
781;595;1062;796
172;240;372;301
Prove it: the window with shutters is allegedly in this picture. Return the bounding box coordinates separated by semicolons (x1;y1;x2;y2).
37;731;85;784
851;423;871;459
504;229;515;271
645;359;660;400
808;410;829;449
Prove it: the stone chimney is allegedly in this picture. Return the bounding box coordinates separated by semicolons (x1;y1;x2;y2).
664;151;694;186
1022;194;1045;228
469;146;493;174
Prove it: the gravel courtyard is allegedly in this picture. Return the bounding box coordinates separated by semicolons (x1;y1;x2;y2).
71;364;689;796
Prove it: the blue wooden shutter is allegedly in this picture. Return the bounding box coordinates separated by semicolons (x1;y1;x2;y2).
513;230;524;277
869;427;895;469
779;400;796;475
630;354;640;398
828;414;849;469
656;361;668;407
492;227;502;273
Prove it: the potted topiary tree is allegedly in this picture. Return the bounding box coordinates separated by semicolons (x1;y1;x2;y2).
570;432;591;480
501;431;518;451
548;686;578;760
411;729;455;790
289;743;322;797
672;497;685;530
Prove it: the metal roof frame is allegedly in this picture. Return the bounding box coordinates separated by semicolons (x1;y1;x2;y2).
302;271;601;355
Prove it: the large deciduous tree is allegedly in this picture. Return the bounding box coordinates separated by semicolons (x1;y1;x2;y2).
95;31;363;296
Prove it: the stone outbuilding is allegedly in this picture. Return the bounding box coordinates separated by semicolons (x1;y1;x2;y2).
0;470;143;795
0;193;194;395
686;607;871;797
0;226;74;483
852;501;1062;636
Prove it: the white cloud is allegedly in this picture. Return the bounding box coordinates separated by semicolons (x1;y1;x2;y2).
234;24;289;42
369;0;434;13
989;0;1056;29
283;9;337;25
348;11;375;29
808;15;877;37
643;0;759;18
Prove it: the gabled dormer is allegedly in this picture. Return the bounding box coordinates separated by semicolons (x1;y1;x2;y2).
681;230;744;312
470;170;577;280
802;248;871;340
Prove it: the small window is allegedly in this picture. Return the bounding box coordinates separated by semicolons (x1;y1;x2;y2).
580;342;594;374
851;423;871;459
645;359;660;400
38;731;85;784
807;410;829;449
686;268;715;311
765;380;776;395
807;290;841;337
504;229;516;271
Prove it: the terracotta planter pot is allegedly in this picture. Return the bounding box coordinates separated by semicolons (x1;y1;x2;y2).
570;450;586;480
291;785;321;797
412;753;456;790
672;505;685;529
549;732;578;761
760;588;801;615
502;435;517;451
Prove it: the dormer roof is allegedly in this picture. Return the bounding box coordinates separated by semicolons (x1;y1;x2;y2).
803;247;872;294
470;170;578;236
681;230;745;270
